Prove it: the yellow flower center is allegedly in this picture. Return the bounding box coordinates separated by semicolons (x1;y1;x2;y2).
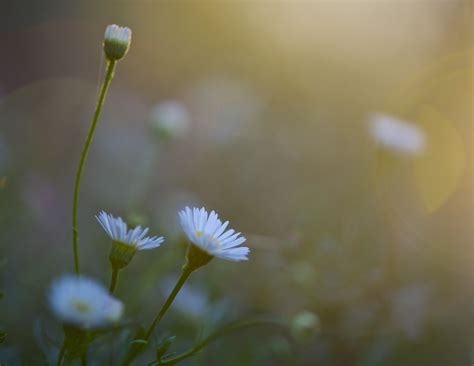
195;230;221;248
72;300;91;314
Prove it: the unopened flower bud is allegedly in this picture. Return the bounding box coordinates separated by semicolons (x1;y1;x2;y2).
103;24;132;61
290;311;320;343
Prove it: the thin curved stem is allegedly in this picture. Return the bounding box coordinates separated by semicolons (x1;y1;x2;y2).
159;318;285;366
144;268;191;339
109;268;120;293
71;60;116;274
81;352;88;366
55;343;66;366
120;267;192;366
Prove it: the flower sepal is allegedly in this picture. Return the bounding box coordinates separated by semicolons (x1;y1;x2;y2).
103;24;131;61
155;335;177;363
183;244;213;273
109;240;137;270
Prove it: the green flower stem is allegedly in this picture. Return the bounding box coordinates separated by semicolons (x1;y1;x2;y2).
55;342;66;366
120;266;193;366
109;268;120;294
71;60;116;274
145;267;191;339
81;352;88;366
159;318;285;366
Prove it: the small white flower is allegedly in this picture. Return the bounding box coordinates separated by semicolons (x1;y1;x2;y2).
178;207;249;262
103;24;132;61
49;275;123;329
96;211;164;250
368;113;426;155
104;24;132;45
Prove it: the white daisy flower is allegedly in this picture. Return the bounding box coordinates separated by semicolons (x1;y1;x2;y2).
97;211;164;270
96;211;164;250
368;113;426;155
178;207;249;262
49;275;123;329
103;24;132;61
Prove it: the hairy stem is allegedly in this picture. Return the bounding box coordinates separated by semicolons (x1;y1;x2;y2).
109;268;119;294
145;268;191;339
121;267;192;366
71;60;116;274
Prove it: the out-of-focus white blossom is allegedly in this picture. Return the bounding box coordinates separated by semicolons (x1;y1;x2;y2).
150;100;191;139
369;113;426;155
49;275;123;329
290;311;320;342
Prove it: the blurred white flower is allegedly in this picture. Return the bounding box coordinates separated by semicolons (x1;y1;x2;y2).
290;311;321;343
368;113;426;155
96;211;164;250
49;275;123;329
179;207;249;262
150;100;191;139
103;24;132;61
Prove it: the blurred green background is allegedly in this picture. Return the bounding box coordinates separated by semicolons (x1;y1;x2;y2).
0;1;473;365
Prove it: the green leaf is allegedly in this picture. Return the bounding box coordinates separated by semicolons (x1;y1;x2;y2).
130;339;148;346
156;335;176;359
158;317;286;366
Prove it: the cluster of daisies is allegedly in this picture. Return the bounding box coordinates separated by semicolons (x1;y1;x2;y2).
47;25;253;365
49;207;249;330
